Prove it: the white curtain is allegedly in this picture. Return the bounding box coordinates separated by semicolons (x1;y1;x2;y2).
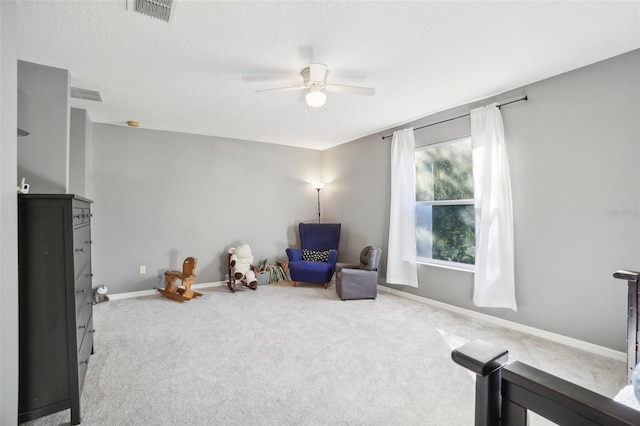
387;128;418;287
470;104;517;310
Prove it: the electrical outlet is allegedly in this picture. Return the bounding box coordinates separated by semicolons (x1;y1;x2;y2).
139;265;146;274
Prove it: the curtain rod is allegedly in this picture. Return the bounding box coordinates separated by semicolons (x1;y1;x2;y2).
381;95;528;140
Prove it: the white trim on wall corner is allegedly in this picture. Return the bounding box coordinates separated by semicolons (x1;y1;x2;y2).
108;281;226;301
377;285;625;362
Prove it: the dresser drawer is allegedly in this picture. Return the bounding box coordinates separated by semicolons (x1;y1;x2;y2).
76;299;92;351
73;207;84;226
78;314;93;393
73;225;91;279
80;208;92;224
73;200;92;226
74;264;92;315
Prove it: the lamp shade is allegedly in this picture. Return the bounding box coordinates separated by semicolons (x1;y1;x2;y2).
312;182;326;190
306;90;326;108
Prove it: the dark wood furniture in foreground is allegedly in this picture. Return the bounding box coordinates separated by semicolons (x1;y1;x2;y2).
18;194;94;425
158;257;202;302
613;270;639;384
452;339;639;425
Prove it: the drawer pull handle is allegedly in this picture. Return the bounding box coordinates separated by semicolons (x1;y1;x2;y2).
89;213;93;218
80;360;89;366
86;273;93;277
77;288;85;294
75;247;84;253
86;240;93;244
73;214;82;219
78;324;86;330
89;329;96;334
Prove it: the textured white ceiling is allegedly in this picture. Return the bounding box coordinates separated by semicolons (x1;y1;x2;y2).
16;1;640;150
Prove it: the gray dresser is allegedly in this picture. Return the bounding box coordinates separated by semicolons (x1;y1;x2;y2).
18;194;94;425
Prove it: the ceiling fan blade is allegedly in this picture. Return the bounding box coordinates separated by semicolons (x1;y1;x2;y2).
309;63;327;82
325;84;375;96
255;85;306;94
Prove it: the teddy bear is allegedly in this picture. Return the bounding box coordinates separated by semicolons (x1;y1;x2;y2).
92;285;109;304
229;244;258;288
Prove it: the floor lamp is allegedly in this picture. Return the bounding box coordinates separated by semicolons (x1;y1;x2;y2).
312;182;326;223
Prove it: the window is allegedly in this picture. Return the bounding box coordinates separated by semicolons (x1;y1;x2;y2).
415;137;475;268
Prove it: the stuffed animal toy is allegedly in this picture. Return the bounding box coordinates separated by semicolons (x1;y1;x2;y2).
92;285;109;305
229;244;257;287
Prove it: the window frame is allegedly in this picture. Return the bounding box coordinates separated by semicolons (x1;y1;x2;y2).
415;136;476;272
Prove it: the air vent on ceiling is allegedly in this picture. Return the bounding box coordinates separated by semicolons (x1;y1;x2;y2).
134;0;173;22
70;87;104;102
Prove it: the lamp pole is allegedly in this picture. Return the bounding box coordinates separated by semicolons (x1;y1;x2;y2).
316;188;321;223
312;182;326;223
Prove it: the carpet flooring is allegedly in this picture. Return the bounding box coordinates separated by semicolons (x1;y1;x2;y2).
23;281;626;425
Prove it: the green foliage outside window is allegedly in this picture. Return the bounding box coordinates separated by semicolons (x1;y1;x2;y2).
415;138;475;265
432;205;475;264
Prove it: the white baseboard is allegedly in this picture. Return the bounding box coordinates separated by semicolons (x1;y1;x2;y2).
109;281;226;301
378;285;626;362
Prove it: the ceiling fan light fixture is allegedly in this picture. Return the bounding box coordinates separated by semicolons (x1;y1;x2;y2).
306;86;326;108
257;62;374;108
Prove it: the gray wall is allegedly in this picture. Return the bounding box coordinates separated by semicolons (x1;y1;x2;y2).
17;60;69;193
324;49;640;352
322;134;391;262
69;107;93;197
92;124;323;294
1;1;19;424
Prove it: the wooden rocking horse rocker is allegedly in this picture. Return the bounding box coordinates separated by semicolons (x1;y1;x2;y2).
157;256;202;302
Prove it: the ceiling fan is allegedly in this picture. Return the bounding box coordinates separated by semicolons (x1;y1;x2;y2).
256;62;375;108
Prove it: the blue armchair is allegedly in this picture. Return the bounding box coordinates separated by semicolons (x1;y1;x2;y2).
286;223;341;288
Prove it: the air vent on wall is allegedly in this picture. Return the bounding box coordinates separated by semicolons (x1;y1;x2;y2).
134;0;173;22
70;87;103;102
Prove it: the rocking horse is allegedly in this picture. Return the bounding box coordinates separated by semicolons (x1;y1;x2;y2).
157;256;202;302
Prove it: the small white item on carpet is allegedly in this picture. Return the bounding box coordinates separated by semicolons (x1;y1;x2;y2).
614;385;640;411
